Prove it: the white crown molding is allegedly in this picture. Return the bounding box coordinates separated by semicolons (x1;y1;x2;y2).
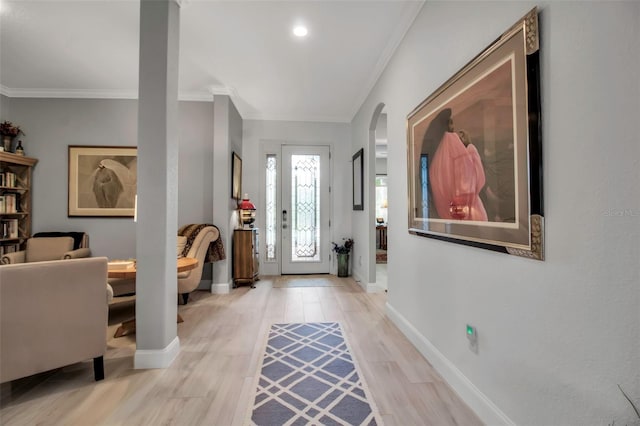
348;0;425;122
179;91;214;102
0;86;214;102
2;87;139;99
242;111;350;124
208;85;236;97
1;84;352;122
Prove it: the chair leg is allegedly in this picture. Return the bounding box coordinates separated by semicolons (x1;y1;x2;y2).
93;356;104;381
182;293;189;305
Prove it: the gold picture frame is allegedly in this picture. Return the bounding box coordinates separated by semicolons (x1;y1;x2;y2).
68;145;137;217
406;8;543;260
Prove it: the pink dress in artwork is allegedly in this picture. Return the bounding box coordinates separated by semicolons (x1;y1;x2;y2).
429;131;488;221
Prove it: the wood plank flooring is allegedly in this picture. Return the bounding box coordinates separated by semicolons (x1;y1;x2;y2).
0;275;482;426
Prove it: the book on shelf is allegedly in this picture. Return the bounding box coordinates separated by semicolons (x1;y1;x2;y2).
0;195;4;213
0;243;20;255
1;219;18;239
3;194;16;213
2;172;16;188
8;219;18;238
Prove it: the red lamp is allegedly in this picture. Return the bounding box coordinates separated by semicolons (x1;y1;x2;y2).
239;193;256;227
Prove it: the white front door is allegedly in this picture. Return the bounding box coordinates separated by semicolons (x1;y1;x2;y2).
281;145;330;274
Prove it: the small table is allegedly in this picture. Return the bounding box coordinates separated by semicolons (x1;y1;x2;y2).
109;257;198;338
108;257;198;279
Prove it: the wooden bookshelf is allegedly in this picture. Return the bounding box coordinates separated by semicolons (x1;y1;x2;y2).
0;152;37;254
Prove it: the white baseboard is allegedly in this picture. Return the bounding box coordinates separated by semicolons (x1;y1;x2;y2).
385;302;515;426
351;271;368;292
211;281;231;294
366;282;384;293
351;270;383;293
134;336;180;369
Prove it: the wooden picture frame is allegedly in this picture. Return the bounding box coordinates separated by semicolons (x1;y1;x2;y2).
68;145;137;217
406;8;543;260
232;151;242;201
352;148;364;211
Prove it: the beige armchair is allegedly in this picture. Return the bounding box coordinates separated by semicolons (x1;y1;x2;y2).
178;225;221;304
0;257;109;383
1;236;91;265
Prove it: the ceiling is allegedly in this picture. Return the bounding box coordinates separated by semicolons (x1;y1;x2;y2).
0;0;423;123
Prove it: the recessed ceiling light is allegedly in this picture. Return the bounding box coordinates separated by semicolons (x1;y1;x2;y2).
293;25;308;37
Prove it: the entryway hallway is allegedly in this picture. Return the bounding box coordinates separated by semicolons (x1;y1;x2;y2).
0;275;481;425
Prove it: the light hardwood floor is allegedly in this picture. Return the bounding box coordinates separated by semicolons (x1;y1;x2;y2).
0;275;482;426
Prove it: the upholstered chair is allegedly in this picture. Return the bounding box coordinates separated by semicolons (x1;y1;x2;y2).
1;236;91;265
178;225;220;304
0;257;109;383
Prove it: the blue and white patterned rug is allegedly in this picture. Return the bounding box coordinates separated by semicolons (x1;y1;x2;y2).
248;322;381;426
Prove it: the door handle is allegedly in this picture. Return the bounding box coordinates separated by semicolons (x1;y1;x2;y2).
282;210;287;229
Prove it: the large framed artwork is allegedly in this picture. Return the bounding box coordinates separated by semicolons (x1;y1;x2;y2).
68;146;137;217
352;148;364;211
406;8;543;260
232;151;242;201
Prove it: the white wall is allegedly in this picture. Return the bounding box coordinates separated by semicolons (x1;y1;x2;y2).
351;1;639;425
3;98;214;261
242;120;351;276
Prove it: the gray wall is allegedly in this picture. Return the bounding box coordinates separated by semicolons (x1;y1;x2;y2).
0;95;10;122
351;1;639;425
211;95;243;288
4;97;214;260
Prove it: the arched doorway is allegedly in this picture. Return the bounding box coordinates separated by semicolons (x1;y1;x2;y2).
369;103;387;291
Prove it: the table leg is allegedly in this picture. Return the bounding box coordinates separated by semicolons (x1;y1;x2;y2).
114;318;136;338
114;314;184;338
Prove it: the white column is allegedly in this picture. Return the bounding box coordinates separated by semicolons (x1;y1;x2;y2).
135;0;181;369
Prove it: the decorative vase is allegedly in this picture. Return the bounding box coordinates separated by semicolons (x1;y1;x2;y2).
15;140;24;156
337;253;350;277
2;135;12;152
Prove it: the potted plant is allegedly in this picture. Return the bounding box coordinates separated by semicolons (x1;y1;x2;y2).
0;121;24;152
332;238;353;277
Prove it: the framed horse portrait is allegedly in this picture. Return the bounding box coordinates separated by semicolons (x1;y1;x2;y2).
68;146;137;217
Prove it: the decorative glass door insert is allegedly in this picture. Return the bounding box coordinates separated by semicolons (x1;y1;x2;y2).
290;154;320;262
282;146;330;274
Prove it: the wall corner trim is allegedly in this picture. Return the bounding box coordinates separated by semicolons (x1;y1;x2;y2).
366;282;382;293
385;302;516;426
134;336;180;369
